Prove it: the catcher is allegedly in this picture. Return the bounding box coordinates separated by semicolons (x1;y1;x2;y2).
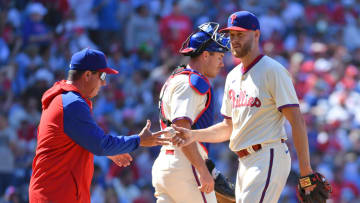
152;22;235;203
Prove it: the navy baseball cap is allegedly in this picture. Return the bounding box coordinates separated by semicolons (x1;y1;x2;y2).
69;48;118;74
219;11;260;32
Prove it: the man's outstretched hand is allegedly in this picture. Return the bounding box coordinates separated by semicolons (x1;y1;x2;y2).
139;120;185;147
107;153;133;167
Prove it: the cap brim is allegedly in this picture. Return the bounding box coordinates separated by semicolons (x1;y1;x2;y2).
179;47;195;54
97;67;119;74
219;26;251;32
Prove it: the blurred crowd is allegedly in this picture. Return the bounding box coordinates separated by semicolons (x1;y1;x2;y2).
0;0;360;202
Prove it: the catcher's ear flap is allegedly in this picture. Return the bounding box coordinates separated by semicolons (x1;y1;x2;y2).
180;47;196;55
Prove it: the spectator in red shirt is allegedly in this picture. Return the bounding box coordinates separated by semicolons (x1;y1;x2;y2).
159;1;192;54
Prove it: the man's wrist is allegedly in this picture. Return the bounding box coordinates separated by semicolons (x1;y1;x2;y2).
197;163;210;174
300;167;313;177
192;130;200;142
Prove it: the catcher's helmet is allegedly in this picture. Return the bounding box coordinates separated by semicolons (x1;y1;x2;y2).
180;22;229;56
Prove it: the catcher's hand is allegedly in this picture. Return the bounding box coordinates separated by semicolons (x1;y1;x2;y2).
296;172;332;203
206;159;235;202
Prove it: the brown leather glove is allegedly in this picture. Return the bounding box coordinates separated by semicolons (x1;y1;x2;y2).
296;172;332;203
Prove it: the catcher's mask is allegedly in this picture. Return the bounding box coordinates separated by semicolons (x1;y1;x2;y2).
180;22;230;56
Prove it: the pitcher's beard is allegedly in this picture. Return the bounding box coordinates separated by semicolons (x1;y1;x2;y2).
234;40;252;58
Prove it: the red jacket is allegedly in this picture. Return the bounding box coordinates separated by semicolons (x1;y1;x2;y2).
29;80;140;202
29;81;94;202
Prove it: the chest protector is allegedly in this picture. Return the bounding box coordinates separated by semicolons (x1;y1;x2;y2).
159;65;214;152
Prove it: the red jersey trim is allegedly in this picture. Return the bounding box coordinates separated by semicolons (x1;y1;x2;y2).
241;54;264;74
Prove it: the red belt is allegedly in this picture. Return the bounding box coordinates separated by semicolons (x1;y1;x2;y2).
165;150;175;155
235;139;285;158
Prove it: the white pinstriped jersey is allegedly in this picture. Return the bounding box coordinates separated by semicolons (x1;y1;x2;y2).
221;55;299;151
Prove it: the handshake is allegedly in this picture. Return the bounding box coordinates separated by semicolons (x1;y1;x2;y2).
108;121;187;167
137;121;189;147
138;120;198;148
109;121;194;168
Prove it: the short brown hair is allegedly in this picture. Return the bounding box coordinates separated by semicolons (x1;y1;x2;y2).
67;70;86;81
67;70;100;81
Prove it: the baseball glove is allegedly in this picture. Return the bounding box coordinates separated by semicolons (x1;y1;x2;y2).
206;159;235;202
296;172;332;203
